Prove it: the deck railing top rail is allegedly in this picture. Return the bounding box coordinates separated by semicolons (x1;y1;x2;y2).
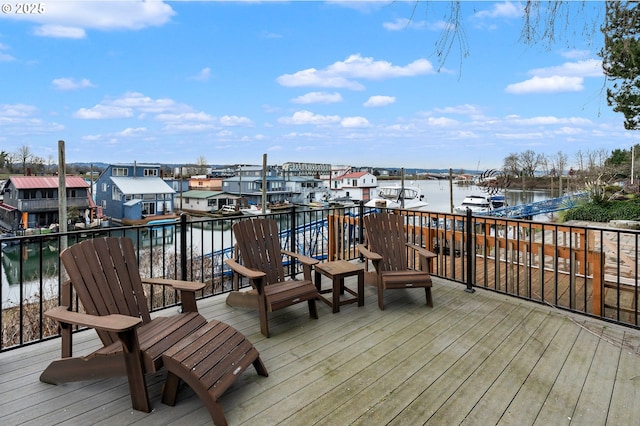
1;203;638;352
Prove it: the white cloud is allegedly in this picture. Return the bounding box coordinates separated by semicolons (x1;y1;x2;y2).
505;76;584;94
0;104;37;117
474;2;522;19
529;59;602;78
0;43;15;61
277;54;434;90
111;92;185;113
364;95;396;107
0;103;64;134
156;112;214;123
2;1;175;35
52;78;95;91
427;117;458;127
34;25;86;39
383;17;412;31
383;17;450;32
278;110;341;125
506;57;602;95
341;116;370;128
506;116;592;126
433;104;482;116
190;67;211;82
220;115;253;127
74;92;191;119
495;132;544;140
117;127;148;137
292;92;343;104
74;105;134;119
278;68;365;90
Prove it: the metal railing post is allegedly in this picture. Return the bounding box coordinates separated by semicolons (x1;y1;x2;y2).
465;209;475;293
289;205;297;278
180;213;187;281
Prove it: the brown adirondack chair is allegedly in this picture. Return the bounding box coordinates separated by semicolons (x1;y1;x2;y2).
357;212;436;310
225;217;320;337
40;236;267;423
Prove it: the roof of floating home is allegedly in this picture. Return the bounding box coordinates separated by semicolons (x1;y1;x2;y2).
178;190;238;199
8;176;89;189
111;177;175;195
339;172;371;179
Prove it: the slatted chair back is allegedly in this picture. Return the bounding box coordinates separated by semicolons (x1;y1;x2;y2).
60;237;152;346
363;212;408;272
232;217;287;286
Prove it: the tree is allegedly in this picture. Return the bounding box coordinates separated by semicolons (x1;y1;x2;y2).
417;1;604;71
519;150;543;177
16;145;32;175
503;153;520;177
601;1;640;130
196;156;208;175
575;150;586;173
0;150;7;170
32;156;45;175
550;151;568;177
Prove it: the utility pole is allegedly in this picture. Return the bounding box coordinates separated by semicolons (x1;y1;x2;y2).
449;168;454;213
262;154;268;212
632;145;635;185
58;140;67;252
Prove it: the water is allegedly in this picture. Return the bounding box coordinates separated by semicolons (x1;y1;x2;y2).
383;179;553;214
1;181;554;308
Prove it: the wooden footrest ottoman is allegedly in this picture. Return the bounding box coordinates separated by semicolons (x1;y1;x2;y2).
161;320;268;426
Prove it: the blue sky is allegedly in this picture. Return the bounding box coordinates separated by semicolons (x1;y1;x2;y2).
0;1;626;170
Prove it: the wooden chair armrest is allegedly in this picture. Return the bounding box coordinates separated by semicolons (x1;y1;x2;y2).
225;259;266;280
281;249;319;266
225;259;266;293
141;277;205;313
44;306;142;332
141;277;205;292
406;243;437;260
356;244;383;261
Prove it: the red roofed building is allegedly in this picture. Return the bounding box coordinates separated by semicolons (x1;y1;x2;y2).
0;176;94;230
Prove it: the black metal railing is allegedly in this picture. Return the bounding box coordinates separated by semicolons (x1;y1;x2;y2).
2;203;640;352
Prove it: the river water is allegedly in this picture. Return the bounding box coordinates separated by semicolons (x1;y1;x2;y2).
384;179;553;214
1;180;553;308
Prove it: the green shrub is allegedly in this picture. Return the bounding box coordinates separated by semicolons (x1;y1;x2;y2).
563;199;640;222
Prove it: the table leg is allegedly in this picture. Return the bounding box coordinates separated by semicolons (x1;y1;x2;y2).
357;271;364;307
332;277;340;313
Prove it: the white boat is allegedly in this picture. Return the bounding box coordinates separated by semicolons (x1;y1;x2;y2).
240;205;270;215
365;184;428;211
454;194;507;214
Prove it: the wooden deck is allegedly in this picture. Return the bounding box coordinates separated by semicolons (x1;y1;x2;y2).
2;275;640;425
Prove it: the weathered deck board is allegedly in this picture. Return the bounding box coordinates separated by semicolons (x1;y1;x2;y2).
2;275;640;425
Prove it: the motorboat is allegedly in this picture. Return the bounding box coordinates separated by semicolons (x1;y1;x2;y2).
365;184;428;211
454;195;492;213
454;194;507;214
240;205;270;215
488;195;507;209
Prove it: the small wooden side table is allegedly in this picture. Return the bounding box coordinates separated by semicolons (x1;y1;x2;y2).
314;260;364;313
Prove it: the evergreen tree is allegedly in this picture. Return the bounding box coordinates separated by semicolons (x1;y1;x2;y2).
601;1;640;130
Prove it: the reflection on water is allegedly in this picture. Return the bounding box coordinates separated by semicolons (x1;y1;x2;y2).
383;179;553;214
1;242;59;286
1;183;554;308
0;224;233;308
